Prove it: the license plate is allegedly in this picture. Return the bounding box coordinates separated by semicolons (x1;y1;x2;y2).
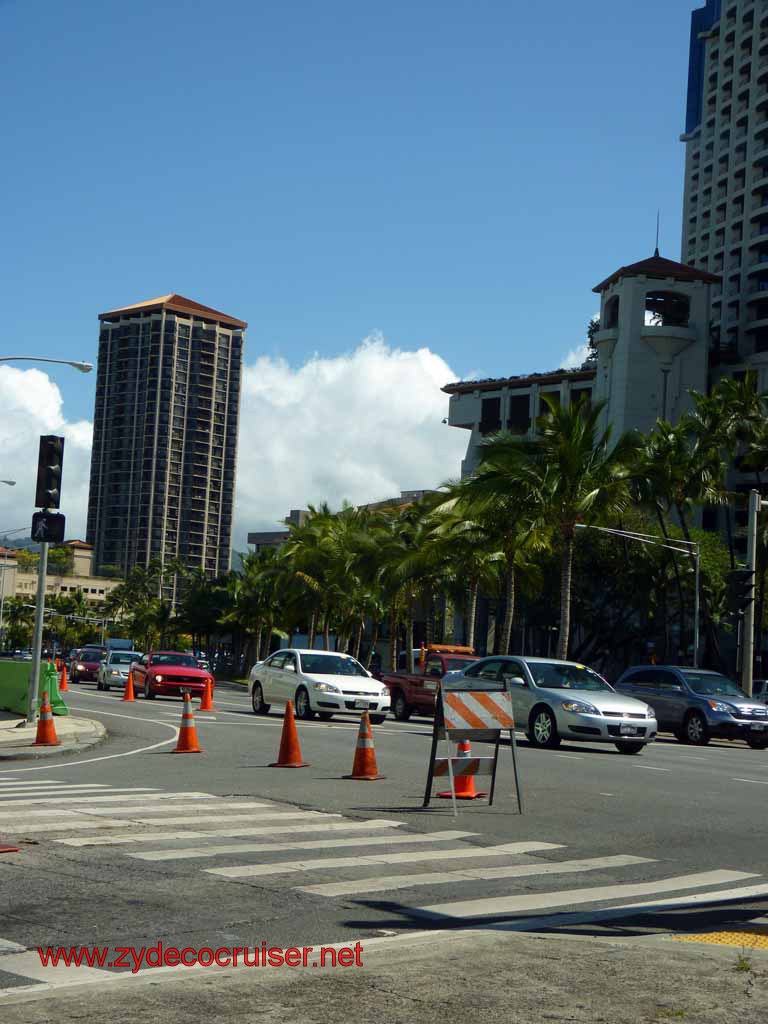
620;725;638;736
751;723;766;731
354;700;370;710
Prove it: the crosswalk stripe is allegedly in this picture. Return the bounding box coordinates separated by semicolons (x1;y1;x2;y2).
0;785;115;796
128;830;480;861
617;881;768;911
2;817;146;834
298;854;653;897
3;810;332;833
414;870;759;919
115;811;340;827
0;791;210;808
0;780;75;787
55;819;405;847
206;840;564;879
0;802;272;820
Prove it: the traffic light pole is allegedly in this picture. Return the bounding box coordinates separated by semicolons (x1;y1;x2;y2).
25;538;49;725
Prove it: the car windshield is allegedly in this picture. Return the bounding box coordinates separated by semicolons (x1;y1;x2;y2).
110;653;138;665
151;654;199;668
82;649;106;660
528;662;613;691
681;672;745;697
300;654;368;677
444;658;474;672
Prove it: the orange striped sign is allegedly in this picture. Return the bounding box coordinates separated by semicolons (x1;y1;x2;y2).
443;691;515;730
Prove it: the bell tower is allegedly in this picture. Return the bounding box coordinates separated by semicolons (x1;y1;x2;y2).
591;252;720;437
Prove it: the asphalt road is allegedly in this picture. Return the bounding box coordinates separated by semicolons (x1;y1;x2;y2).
1;680;767;1009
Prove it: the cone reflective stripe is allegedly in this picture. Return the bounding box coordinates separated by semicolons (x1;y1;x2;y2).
198;678;216;712
269;701;309;767
344;711;384;780
0;841;19;854
122;669;136;702
172;692;203;754
33;691;61;747
59;664;69;692
437;739;487;800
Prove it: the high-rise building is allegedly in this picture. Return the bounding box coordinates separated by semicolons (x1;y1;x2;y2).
682;0;768;361
86;294;246;589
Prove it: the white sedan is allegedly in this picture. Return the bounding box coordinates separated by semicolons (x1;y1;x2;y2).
248;649;391;723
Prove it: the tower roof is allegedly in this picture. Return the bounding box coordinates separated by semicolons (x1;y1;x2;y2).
99;294;247;329
592;252;721;293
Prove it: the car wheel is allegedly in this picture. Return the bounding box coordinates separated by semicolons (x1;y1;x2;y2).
684;710;710;745
251;683;270;715
96;679;103;691
392;690;412;722
295;687;315;720
317;712;333;721
529;706;561;748
747;735;768;750
369;714;386;725
144;681;155;700
103;684;110;692
614;741;645;755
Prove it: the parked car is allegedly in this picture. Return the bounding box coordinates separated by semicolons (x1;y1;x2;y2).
96;650;143;691
444;656;657;754
249;649;391;723
132;651;213;700
614;666;768;748
70;646;107;683
753;680;768;706
381;645;479;720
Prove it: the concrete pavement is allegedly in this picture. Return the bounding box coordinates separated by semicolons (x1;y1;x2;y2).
0;710;106;760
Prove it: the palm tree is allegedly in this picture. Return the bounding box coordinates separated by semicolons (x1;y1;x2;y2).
472;398;639;660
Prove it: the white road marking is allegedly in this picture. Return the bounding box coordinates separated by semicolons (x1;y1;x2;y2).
0;950;108;985
0;802;271;820
415;870;759;919
633;766;670;772
599;793;614;797
733;778;768;785
1;810;335;833
299;855;653;898
56;819;405;847
0;791;215;808
0;784;113;795
0;780;69;787
128;830;479;861
0;937;26;953
207;840;564;879
553;754;583;760
119;810;340;827
617;881;768;910
1;817;145;834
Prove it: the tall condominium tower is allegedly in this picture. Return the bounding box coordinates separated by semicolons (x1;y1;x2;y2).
682;0;768;361
86;294;246;586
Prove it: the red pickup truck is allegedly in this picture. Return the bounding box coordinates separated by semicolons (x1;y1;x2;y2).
381;646;478;721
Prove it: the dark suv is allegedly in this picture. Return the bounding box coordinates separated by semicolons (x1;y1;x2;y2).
614;666;768;749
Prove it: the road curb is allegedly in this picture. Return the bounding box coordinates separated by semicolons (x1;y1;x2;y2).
0;718;107;761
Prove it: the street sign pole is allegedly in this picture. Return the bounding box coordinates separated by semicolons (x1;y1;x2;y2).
743;490;761;698
25;538;49;725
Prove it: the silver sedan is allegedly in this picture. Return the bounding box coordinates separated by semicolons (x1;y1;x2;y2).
444;656;657;755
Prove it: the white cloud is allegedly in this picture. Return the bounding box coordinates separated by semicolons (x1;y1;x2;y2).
559;344;590;370
0;338;467;555
234;334;467;548
0;367;92;541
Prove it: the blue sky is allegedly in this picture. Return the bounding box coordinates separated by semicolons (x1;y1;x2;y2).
1;0;695;408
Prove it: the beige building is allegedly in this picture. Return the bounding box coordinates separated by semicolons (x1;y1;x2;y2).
0;541;122;606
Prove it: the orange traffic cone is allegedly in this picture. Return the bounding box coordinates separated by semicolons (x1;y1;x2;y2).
437;740;487;800
344;711;384;780
33;691;61;747
198;678;216;712
55;658;62;672
0;841;19;853
122;669;136;702
172;693;203;753
59;664;69;692
269;701;309;767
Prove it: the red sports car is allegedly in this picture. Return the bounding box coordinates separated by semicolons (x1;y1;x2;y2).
131;651;214;700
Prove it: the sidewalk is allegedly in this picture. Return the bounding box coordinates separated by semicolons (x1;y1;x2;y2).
3;926;767;1022
0;710;106;760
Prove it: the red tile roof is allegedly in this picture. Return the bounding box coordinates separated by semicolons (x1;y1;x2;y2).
65;540;93;550
99;294;247;329
593;252;721;293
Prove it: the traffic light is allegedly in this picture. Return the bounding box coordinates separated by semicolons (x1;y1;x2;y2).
31;511;66;544
34;435;65;509
726;568;755;616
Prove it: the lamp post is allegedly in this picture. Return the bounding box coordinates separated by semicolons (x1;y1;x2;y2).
575;524;701;668
0;357;92;374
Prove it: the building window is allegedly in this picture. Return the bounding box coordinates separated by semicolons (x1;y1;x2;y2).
479;397;501;435
507;395;531;435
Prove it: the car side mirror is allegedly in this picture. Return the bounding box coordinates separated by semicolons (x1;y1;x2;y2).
504;675;527;687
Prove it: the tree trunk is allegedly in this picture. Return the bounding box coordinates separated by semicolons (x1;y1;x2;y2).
308;609;317;650
656;505;687;655
444;596;454;643
425;596;435;648
353;620;363;661
467;582;478;651
365;620;380;669
406;608;415;673
557;534;574;661
322;610;330;651
500;563;516;655
388;603;397;671
255;623;264;662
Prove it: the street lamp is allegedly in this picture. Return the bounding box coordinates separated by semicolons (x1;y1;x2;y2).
575;524;701;669
0;357;92;373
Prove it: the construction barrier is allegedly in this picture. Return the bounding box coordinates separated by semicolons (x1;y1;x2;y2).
0;661;69;717
423;685;522;816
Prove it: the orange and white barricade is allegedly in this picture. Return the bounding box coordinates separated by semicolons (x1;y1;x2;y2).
423;687;522;817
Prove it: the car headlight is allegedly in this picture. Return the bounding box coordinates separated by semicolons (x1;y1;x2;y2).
154;674;163;682
561;700;600;715
313;682;340;693
708;700;736;713
645;706;655;718
76;663;85;671
110;670;122;676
